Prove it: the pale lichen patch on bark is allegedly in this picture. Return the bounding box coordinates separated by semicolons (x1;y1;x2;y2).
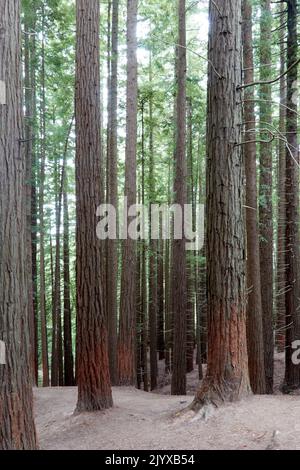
0;80;6;104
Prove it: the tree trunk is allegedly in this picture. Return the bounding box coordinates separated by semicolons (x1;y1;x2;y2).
24;2;38;386
157;234;165;361
0;0;38;449
242;0;266;394
39;17;49;387
62;119;75;386
186;97;195;374
192;0;251;410
149;62;158;390
259;0;273;394
106;0;119;386
75;0;113;411
63;188;75;386
283;0;300;392
171;0;187;396
118;0;138;386
276;3;286;353
51;164;63;387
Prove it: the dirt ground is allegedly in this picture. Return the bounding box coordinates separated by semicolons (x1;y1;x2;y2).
34;352;300;450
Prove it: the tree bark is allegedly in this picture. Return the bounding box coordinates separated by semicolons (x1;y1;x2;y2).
186;97;195;374
242;0;266;395
276;3;286;353
39;15;49;387
24;2;38;386
171;0;187;396
259;0;273;394
118;0;138;386
192;0;251;410
0;0;38;449
75;0;113;411
106;0;119;386
63;188;75;386
149;62;158;390
283;0;300;392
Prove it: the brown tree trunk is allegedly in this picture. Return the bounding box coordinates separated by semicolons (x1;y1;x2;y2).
51;164;63;387
62;119;75;386
39;17;49;387
63;188;75;386
0;0;38;449
186;97;195;374
276;4;286;353
171;0;187;396
242;0;266;395
118;0;138;386
157;234;165;361
24;4;38;386
106;0;119;386
75;0;113;411
149;64;158;390
259;0;273;394
149;238;158;390
192;0;251;410
283;0;300;392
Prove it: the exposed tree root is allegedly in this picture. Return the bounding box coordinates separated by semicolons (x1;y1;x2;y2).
178;377;252;422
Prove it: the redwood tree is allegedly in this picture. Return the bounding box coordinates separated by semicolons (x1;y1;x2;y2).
192;0;251;410
283;0;300;392
118;0;138;386
259;0;273;394
75;0;113;412
242;0;266;395
0;0;37;449
106;0;119;386
171;0;187;396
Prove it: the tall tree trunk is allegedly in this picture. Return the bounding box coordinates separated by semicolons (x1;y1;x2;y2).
39;16;49;387
157;234;165;361
242;0;266;394
149;239;158;390
24;3;38;385
149;60;158;390
0;0;38;449
259;0;273;394
186;97;195;374
62;119;75;386
192;0;251;410
139;102;149;392
106;0;119;386
51;163;63;387
118;0;138;386
164;148;172;373
136;237;142;390
63;188;75;386
283;0;300;392
276;4;286;353
171;0;187;396
75;0;113;411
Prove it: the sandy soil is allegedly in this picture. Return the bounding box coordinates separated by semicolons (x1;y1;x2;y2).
34;352;300;450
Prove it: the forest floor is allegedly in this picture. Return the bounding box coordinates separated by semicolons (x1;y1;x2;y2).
34;352;300;450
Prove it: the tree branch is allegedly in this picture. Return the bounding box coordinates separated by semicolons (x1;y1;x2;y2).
237;57;300;90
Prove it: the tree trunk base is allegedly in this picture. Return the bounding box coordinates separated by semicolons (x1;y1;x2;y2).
189;377;251;415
